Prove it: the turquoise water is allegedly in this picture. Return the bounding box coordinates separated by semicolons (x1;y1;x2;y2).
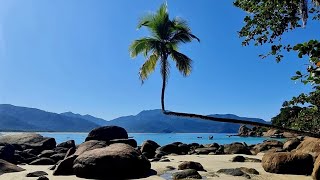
35;133;281;146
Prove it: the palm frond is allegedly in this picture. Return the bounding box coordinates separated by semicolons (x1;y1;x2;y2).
129;38;160;58
139;53;159;83
170;50;192;76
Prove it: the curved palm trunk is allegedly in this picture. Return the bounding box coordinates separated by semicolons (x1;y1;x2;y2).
161;55;168;112
163;110;320;138
161;75;166;112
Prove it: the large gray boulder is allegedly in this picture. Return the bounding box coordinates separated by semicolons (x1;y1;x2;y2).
0;133;56;152
53;154;78;176
85;126;128;142
0;144;15;163
74;140;107;155
262;152;313;175
73;143;151;179
224;142;251;155
141;140;160;158
57;140;76;149
0;159;25;175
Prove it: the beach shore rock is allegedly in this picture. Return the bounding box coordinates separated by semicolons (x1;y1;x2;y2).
224;142;251;155
74;140;107;155
141;140;160;158
295;137;320;157
73;143;151;179
178;161;206;171
262;152;313;175
26;171;48;177
85;126;128;142
283;138;301;151
217;168;251;179
172;169;202;179
29;157;55;165
252;140;284;154
109;138;137;147
0;144;15;163
0;159;25;175
57;140;76;149
0;133;56;152
53;154;78;176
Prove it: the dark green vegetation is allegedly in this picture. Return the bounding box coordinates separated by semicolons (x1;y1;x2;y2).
0;104;267;133
235;0;320;133
129;3;199;111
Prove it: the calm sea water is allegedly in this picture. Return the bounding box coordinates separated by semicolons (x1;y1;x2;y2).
22;133;282;146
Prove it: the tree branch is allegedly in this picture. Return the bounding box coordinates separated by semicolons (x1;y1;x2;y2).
164;110;320;138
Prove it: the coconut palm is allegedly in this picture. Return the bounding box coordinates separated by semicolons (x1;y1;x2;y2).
129;3;199;112
130;3;320;138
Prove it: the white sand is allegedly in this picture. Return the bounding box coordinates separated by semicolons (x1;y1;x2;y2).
0;154;312;180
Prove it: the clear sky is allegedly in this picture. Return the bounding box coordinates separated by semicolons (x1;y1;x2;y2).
0;0;317;121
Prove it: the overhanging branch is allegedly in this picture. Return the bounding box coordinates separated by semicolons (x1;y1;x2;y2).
164;110;320;138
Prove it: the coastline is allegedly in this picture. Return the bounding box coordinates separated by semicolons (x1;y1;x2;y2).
1;154;311;180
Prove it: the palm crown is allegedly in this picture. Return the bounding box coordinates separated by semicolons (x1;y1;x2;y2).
129;3;199;111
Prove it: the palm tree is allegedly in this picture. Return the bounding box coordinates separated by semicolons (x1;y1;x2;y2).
130;3;320;138
130;3;199;112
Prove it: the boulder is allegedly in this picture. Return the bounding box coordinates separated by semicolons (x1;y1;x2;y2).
50;153;66;162
252;140;284;154
109;139;137;147
85;126;128;142
57;140;76;149
74;140;107;155
224;142;251;155
283;138;301;151
53;154;78;176
195;147;217;155
159;143;180;154
231;155;246;162
0;133;56;152
172;169;202;180
0;144;15;163
262;152;313;175
0;159;25;175
238;125;251;136
217;168;250;179
53;147;69;154
64;147;76;158
23;149;38;155
178;161;206;171
37;176;49;180
239;167;259;175
26;171;48;177
30;157;55;165
141;140;160;158
295;137;320;157
73;143;151;179
39;150;56;158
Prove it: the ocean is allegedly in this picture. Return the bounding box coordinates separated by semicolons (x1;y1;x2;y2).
21;132;283;146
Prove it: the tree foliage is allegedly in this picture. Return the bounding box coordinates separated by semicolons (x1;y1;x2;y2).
234;0;320;84
130;3;199;111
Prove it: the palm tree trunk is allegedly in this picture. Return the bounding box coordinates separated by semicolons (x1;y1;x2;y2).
161;75;166;112
163;110;320;138
160;55;168;112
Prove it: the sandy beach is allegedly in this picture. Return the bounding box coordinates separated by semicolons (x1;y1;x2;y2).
0;153;311;180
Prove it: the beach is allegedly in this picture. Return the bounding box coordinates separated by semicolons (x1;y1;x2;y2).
0;154;311;180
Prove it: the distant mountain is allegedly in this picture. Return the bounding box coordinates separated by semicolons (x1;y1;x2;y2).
0;104;269;133
106;109;269;133
0;104;99;132
61;112;107;126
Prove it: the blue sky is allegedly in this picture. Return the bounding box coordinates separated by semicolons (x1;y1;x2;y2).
0;0;317;121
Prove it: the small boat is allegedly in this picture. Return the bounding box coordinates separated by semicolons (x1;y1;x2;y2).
208;135;213;140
